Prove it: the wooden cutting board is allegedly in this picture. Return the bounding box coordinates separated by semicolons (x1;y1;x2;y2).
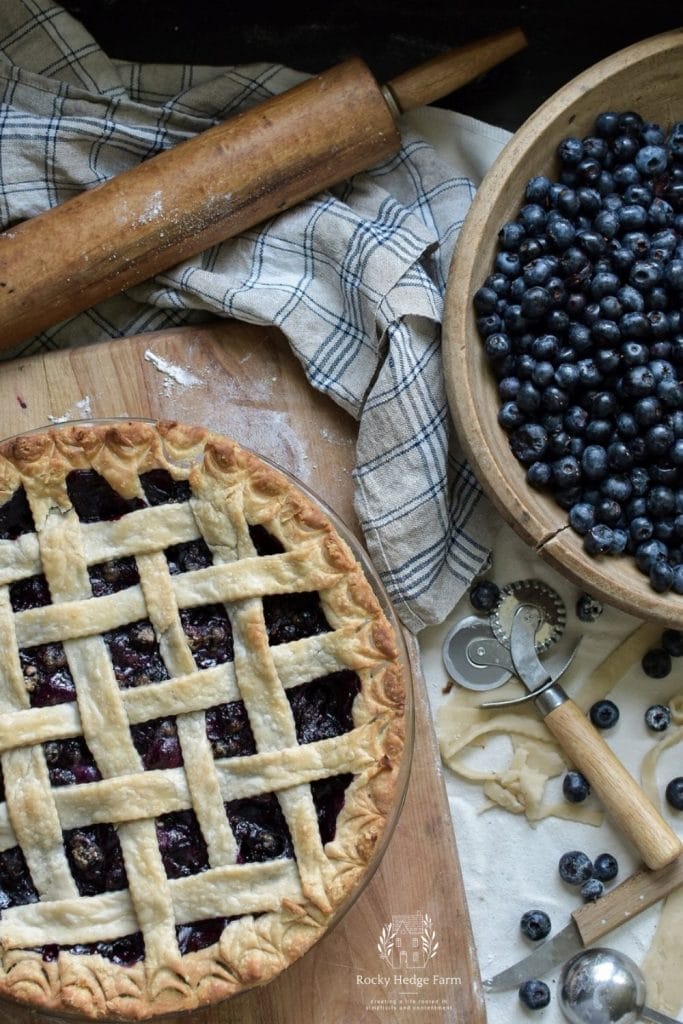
0;320;485;1024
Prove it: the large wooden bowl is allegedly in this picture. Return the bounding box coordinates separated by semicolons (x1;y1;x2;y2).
443;29;683;628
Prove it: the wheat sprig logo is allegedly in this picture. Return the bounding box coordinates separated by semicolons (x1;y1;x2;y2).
377;921;398;965
421;914;438;962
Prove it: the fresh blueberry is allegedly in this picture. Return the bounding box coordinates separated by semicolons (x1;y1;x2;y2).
498;221;526;250
576;593;603;621
553;455;581;488
584;524;615;555
635;539;668;574
510;423;549;463
580;878;605;901
519;979;551;1010
520;909;552;942
644;704;671;731
558;137;584;166
650;560;675;593
525;175;552;203
485;333;512;361
589;700;620;729
595;111;620;137
642;647;672;678
562;771;591;803
559;850;593;885
469;580;501;613
569;504;595;536
527;461;552;488
593;853;619;882
520;204;548;236
662;629;683;657
582;445;608;481
498;402;525;431
665;777;683;811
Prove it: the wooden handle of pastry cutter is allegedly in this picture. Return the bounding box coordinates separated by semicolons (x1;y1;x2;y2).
0;28;526;349
571;854;683;946
542;696;682;871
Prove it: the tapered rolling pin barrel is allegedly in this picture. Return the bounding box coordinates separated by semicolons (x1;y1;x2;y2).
0;28;526;349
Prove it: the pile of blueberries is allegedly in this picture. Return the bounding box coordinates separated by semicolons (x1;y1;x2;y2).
473;110;683;594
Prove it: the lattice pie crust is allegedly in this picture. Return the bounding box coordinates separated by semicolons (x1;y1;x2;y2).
0;420;406;1020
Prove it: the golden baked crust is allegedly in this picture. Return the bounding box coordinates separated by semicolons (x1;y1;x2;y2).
0;420;406;1020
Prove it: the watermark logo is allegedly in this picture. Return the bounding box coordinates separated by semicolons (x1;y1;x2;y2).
356;911;460;1015
377;913;439;971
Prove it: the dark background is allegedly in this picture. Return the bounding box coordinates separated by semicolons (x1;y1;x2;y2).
59;1;682;130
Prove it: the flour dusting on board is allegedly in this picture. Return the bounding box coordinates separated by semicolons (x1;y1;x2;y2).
48;396;93;423
144;349;202;395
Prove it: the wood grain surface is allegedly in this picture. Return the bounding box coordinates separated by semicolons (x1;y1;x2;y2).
0;320;485;1024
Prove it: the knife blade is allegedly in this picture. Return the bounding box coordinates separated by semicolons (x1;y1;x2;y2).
484;855;683;992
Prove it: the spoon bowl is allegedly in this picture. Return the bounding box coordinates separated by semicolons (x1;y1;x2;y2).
559;948;680;1024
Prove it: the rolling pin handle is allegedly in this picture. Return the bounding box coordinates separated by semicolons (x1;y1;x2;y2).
542;696;682;871
383;26;527;115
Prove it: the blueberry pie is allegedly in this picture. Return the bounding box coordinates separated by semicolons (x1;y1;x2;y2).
0;420;407;1019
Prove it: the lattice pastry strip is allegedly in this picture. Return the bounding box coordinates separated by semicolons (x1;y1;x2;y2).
135;549;238;868
0;421;406;1022
1;860;305;950
16;475;181;974
192;474;336;913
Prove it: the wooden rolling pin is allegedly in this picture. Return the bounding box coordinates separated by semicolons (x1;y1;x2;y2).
0;27;526;349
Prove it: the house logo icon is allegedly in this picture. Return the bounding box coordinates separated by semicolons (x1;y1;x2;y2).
377;913;439;970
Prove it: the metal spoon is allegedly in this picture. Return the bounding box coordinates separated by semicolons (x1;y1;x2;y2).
559;948;682;1024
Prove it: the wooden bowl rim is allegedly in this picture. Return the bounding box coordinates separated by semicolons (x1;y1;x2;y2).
444;29;683;627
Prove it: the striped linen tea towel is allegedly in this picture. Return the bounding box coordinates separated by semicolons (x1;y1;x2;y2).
0;0;496;631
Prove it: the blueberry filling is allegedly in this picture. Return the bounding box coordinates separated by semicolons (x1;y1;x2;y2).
0;486;34;539
139;470;191;506
20;643;76;706
311;774;354;845
205;701;256;758
0;846;39;909
287;671;361;745
103;619;169;689
43;738;102;787
156;809;210;879
249;524;285;556
131;717;183;771
63;825;127;897
66;470;144;522
10;573;51;611
180;605;234;668
42;932;145;966
262;591;330;645
176;916;236;955
89;557;140;597
225;794;293;864
165;538;213;574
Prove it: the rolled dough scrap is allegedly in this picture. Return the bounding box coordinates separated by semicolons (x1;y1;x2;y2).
436;680;602;823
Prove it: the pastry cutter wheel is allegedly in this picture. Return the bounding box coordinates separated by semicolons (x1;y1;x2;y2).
442;581;682;871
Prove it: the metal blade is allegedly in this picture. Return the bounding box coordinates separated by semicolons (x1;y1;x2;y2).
483;921;583;992
509;605;552;691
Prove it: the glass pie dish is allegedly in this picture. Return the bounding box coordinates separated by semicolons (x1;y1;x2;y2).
0;418;413;1022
